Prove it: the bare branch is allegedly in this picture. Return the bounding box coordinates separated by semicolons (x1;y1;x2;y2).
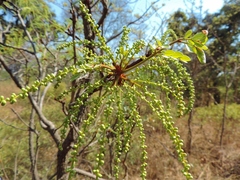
0;55;23;89
106;0;160;43
0;42;35;55
160;142;178;159
16;11;36;53
39;67;58;110
97;0;109;27
73;168;107;180
28;94;61;145
29;109;40;180
10;108;30;127
0;118;28;131
14;141;22;180
15;8;43;79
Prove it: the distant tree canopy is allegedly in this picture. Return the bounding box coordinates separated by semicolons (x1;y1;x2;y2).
167;1;240;106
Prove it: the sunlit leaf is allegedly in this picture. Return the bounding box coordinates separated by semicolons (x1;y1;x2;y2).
155;39;162;47
191;32;208;44
164;50;191;62
191;40;205;48
201;45;208;50
196;47;206;63
184;30;193;39
190;40;208;50
186;41;197;54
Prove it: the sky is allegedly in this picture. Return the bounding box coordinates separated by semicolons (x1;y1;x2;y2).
50;0;224;22
133;0;224;14
130;0;224;40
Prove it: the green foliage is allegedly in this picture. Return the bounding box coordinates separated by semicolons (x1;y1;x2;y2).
184;31;208;63
205;1;240;58
163;50;191;62
0;1;209;180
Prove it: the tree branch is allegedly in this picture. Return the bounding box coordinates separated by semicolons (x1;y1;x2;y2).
29;109;40;180
11;108;35;131
0;118;27;131
28;94;61;146
0;42;35;55
97;0;108;27
14;141;21;180
73;168;107;180
0;55;23;89
15;7;43;80
106;0;160;43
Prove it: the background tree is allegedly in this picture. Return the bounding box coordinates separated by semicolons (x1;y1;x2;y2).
0;0;65;179
203;1;240;145
166;0;240;155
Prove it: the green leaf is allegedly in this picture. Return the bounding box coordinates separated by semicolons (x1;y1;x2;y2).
191;32;208;44
191;40;205;48
164;50;191;62
201;45;208;50
196;47;206;63
186;41;197;54
155;39;162;47
184;30;193;39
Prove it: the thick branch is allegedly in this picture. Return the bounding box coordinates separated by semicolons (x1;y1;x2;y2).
97;0;108;27
28;94;61;146
81;0;96;51
0;55;23;88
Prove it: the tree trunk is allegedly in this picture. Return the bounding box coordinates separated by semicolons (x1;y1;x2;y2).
56;129;74;179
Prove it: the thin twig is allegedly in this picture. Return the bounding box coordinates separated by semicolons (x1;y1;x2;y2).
106;0;160;43
78;133;97;156
160;142;178;159
0;42;35;55
14;140;22;180
0;118;27;131
11;108;29;128
73;168;107;180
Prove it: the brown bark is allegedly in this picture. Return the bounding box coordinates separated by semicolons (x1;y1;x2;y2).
56;129;74;179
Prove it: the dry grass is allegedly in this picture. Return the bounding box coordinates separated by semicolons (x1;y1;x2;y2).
141;105;240;180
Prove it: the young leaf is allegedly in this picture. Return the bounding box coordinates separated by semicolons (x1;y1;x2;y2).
155;39;162;47
164;50;191;62
201;45;208;50
191;32;208;44
196;47;206;63
186;40;197;54
184;30;193;39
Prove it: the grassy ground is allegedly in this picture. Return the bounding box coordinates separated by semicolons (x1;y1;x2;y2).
1;80;240;179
